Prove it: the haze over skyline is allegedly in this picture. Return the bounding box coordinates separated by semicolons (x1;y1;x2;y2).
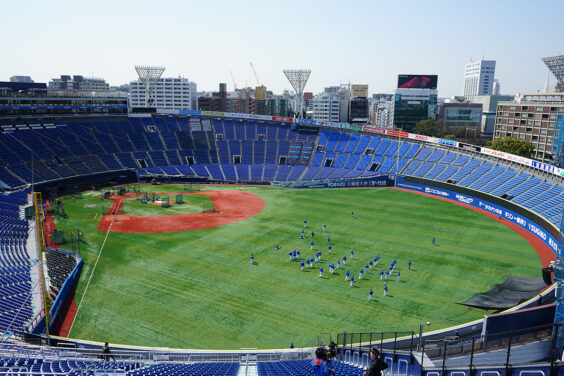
2;0;563;98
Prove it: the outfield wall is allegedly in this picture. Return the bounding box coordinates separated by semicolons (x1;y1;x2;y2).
31;249;83;335
395;176;559;256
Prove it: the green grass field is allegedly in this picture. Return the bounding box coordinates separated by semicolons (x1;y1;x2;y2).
54;185;540;349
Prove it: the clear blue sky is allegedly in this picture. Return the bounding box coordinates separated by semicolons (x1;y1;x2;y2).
2;0;563;97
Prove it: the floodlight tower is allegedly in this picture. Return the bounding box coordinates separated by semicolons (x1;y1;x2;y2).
542;55;564;92
135;65;166;108
283;69;311;119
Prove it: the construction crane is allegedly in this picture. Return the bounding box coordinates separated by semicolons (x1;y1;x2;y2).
230;71;238;91
250;62;262;86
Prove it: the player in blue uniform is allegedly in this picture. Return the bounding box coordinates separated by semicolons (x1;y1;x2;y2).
327;235;331;243
385;270;389;281
350;275;354;287
359;269;364;280
350;249;354;259
293;250;297;260
329;263;334;274
297;250;301;259
343;255;347;264
369;289;373;300
345;270;350;281
375;255;379;265
397;271;400;281
250;253;254;264
310;258;315;268
306;259;310;268
380;270;384;280
323;224;326;232
432;237;435;246
300;261;304;271
319;268;323;278
365;264;369;272
351;211;354;218
304;219;307;228
310;240;314;250
369;260;373;269
408;260;411;270
337;259;341;268
311;231;315;238
384;283;388;296
275;244;279;251
328;245;332;254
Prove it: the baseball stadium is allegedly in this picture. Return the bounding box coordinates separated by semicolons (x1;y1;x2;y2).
0;110;563;376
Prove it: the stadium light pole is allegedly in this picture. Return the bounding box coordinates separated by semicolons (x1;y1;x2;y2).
283;69;311;119
418;321;430;351
135;66;166;108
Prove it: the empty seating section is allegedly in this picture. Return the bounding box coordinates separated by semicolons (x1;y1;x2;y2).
0;190;34;334
257;360;363;376
467;165;506;190
0;115;562;227
130;362;239;376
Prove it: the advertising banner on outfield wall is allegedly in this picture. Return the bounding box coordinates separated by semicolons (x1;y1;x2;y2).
395;176;558;254
272;175;393;189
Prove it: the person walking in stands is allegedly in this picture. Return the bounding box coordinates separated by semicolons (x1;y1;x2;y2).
350;249;354;259
350;275;354;287
359;269;364;280
380;270;384;280
345;270;350;281
408;260;412;270
323;224;326;232
319;268;324;278
397;271;400;281
369;289;373;301
311;240;314;250
363;348;388;376
384;283;388;296
101;342;116;361
311;347;334;376
250;253;254;264
300;261;304;271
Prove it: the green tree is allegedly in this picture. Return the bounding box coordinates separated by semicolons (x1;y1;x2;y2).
414;119;437;136
485;137;535;158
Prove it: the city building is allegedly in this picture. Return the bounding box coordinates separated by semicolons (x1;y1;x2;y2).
437;102;482;138
312;93;341;123
494;92;564;162
371;99;393;128
10;76;34;83
542;54;564;92
463;60;496;101
553;114;564;168
492;79;501;96
349;85;369;124
0;83;127;119
49;75;109;92
130;77;197;111
393;88;438;132
473;95;514;136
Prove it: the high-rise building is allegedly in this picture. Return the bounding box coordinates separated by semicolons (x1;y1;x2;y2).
492;79;500;96
463;60;496;101
130;77;197;111
371;99;393;128
49;75;109;92
10;76;34;83
349;85;369;124
393;89;438;131
197;83;227;112
494;92;564;162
